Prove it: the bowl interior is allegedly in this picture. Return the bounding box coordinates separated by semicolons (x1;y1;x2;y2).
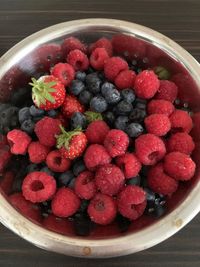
0;21;200;240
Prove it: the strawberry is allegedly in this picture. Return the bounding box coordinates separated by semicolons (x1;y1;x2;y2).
56;126;87;160
62;95;84;118
30;75;66;111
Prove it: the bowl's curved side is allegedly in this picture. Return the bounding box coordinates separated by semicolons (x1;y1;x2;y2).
0;18;200;258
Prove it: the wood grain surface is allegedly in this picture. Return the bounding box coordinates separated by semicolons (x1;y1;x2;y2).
0;0;200;266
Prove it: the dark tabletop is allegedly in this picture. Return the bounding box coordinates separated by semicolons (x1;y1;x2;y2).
0;0;200;266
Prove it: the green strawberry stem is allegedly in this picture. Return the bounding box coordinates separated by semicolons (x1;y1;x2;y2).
56;126;82;150
29;77;56;106
84;111;103;123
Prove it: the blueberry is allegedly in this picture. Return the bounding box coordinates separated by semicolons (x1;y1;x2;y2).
1;107;19;124
79;200;90;213
18;107;31;123
0;103;10;113
57;171;74;187
129;108;146;123
29;105;45;117
144;188;156;202
135;98;147;110
116;214;131;233
70;112;87;129
152;203;166;218
121;89;136;103
26;164;40;173
86;73;101;94
40;201;52;215
125;122;144;138
103;88;121;105
10;116;19;128
21;119;35;134
47;109;58;118
70;79;85;96
33;116;44;122
72;158;86;176
40;166;54;176
103;111;115;127
90;95;108;113
12;177;23;193
74;213;92;236
75;71;86;82
115;100;133;115
114;116;129;131
126;175;141;186
78;90;93;105
68;177;76;189
101;82;115;96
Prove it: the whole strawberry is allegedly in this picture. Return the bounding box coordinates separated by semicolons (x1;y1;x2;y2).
62;95;84;118
56;126;87;159
29;75;66;111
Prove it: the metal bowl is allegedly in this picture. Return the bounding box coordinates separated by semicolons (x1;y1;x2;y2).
0;19;200;258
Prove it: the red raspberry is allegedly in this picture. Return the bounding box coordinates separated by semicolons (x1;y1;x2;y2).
51;187;80;217
85;120;110;144
0;146;11;172
134;70;160;99
0;171;14;195
51;63;75;87
147;163;178;195
147;99;175;116
75;171;96;200
104;57;128;81
46;150;71;172
61;37;87;55
95;164;125;196
87;193;117;225
116;153;141;179
7;129;31;155
34;117;61;147
135;134;166;165
62;95;84;118
28;141;50;164
22;171;56;203
84;144;111;171
117;185;146;220
167;132;195;155
104;129;129;158
43;214;73;235
170;109;193;133
115;70;136;90
90;47;109;70
155;80;178;102
89;37;113;56
67;49;89;71
164;152;196;181
9;192;41;222
144;114;171;136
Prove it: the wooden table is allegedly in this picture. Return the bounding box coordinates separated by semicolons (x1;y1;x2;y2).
0;0;200;266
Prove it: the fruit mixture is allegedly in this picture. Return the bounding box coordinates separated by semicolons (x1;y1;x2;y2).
0;35;196;236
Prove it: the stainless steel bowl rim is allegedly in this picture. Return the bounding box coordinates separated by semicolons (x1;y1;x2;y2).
0;18;200;258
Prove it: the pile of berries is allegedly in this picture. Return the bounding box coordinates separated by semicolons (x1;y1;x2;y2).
0;35;196;236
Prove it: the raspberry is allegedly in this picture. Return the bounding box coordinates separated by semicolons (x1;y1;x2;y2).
114;70;136;90
85;120;110;144
51;63;75;87
67;49;89;71
95;164;125;196
43;214;73;235
87;193;117;225
147;163;178;195
28;141;50;164
7;129;31;155
61;37;87;55
51;187;80;217
34;117;61;147
117;185;146;220
170;109;193;133
155;80;178;102
134;70;160;99
104;57;128;81
104;129;129;158
62;95;84;118
22;171;56;203
167;132;195;154
90;47;109;70
84;144;111;171
0;171;14;195
75;171;96;200
144;114;171;136
9;192;41;222
0;146;11;172
164;152;196;181
135;134;166;165
89;37;113;56
116;153;141;179
147;99;175;116
46;150;71;172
